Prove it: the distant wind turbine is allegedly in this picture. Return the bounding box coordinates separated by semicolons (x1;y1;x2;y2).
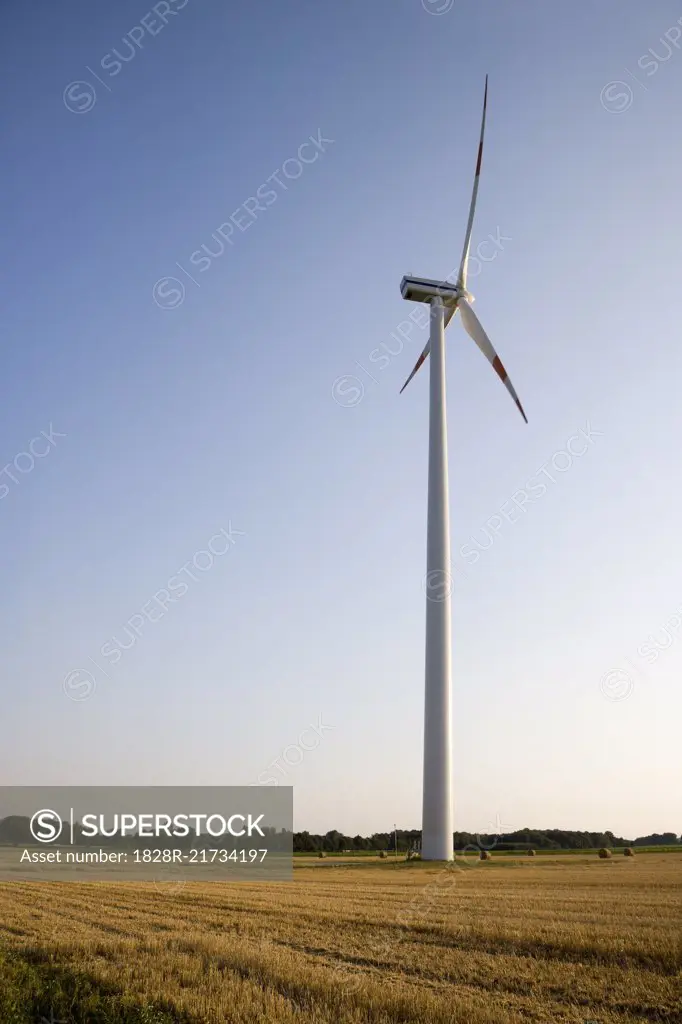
399;76;527;861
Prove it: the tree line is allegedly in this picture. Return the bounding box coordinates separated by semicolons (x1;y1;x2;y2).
291;827;680;853
1;816;678;852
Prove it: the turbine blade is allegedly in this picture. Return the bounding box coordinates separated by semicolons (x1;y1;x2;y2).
458;297;528;422
457;75;488;292
443;301;459;330
399;340;430;394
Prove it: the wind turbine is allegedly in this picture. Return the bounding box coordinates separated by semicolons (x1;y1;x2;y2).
399;77;527;861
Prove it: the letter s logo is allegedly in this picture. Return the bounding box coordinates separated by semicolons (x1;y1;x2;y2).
30;809;63;843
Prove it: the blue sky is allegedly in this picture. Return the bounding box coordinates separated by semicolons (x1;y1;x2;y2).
1;0;681;838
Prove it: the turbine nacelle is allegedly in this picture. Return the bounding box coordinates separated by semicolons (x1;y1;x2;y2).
399;276;463;307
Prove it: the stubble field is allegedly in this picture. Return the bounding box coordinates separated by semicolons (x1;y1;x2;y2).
0;853;680;1023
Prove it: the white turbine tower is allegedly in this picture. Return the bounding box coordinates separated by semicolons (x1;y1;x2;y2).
399;77;527;861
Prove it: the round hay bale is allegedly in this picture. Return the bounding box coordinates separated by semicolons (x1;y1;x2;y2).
597;848;612;859
379;850;387;859
479;849;492;861
317;851;326;859
527;849;536;857
624;847;635;857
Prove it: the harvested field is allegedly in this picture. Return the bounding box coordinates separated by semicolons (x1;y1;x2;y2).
0;853;680;1023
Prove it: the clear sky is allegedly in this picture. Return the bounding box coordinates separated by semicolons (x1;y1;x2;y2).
1;0;681;839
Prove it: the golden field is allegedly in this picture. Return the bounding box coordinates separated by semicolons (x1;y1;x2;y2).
0;853;680;1023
